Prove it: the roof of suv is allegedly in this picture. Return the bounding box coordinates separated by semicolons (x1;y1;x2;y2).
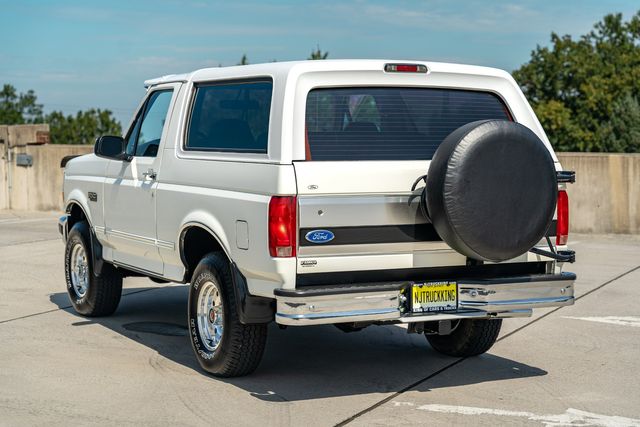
144;59;513;87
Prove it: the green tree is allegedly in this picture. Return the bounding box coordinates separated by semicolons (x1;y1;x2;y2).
1;83;121;144
513;11;640;152
597;93;640;153
46;109;122;144
308;45;329;60
0;84;44;124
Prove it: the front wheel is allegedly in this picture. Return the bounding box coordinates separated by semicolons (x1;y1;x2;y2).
188;253;267;377
64;221;122;316
426;319;502;357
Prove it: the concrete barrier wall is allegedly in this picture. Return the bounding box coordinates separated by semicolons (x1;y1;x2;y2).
557;153;639;234
0;145;638;234
0;144;92;211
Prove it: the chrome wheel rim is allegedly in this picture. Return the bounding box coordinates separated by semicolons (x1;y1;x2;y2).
70;243;89;298
196;280;224;352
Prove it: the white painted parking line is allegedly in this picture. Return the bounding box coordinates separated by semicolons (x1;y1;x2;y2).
563;316;640;328
393;402;640;427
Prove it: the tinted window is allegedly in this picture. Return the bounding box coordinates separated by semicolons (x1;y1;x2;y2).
125;90;173;157
186;80;272;153
125;113;142;156
305;87;511;161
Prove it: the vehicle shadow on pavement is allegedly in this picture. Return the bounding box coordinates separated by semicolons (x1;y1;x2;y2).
50;284;547;402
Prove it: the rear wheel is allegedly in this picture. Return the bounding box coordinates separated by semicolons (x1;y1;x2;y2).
426;319;502;357
65;221;122;316
188;253;267;377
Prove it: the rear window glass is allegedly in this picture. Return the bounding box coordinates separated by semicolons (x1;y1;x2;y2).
186;80;272;153
305;87;511;161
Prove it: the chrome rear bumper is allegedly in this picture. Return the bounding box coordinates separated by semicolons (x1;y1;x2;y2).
58;215;69;242
274;273;575;326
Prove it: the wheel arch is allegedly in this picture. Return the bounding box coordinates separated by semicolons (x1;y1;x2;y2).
179;222;232;283
65;198;92;230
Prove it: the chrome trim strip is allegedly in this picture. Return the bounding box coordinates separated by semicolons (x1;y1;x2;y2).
105;228;175;250
157;239;175;250
459;296;574;312
108;229;156;246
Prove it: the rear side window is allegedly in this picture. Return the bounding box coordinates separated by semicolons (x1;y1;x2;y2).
186;79;272;153
305;87;511;161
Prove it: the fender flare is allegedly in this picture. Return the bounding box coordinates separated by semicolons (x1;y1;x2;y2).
64;199;105;277
177;220;232;268
65;189;92;224
177;210;232;259
177;217;274;324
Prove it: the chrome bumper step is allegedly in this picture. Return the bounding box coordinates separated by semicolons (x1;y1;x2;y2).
275;273;575;326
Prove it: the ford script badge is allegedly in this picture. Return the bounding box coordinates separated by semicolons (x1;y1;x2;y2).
305;229;335;244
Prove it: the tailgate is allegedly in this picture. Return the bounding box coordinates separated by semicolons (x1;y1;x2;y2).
294;160;466;275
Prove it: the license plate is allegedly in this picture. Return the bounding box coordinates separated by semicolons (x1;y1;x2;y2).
411;281;458;313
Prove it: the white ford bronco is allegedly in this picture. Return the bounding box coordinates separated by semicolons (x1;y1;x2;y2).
59;60;576;377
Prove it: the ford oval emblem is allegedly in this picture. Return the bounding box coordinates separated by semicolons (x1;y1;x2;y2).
305;229;335;244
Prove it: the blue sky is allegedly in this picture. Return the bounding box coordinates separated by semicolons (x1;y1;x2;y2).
1;0;638;126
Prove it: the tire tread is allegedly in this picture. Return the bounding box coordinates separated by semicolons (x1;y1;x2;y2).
427;319;502;357
190;253;267;377
65;221;122;317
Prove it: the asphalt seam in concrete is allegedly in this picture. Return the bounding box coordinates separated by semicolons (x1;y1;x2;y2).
0;238;59;248
0;288;163;325
0;218;57;225
334;264;640;427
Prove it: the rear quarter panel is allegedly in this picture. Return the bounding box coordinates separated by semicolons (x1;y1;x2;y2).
155;152;298;296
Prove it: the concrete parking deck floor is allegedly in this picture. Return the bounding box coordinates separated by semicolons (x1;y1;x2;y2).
1;211;639;426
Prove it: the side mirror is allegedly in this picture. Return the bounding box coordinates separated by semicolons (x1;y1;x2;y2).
95;135;129;161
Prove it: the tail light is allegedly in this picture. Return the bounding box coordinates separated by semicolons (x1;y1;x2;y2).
556;190;569;245
269;196;297;257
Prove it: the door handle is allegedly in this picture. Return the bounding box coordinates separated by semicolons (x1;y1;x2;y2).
142;169;157;180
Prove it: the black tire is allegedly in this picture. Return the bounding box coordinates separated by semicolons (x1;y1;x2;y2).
425;120;557;262
65;221;122;316
188;253;267;377
426;319;502;357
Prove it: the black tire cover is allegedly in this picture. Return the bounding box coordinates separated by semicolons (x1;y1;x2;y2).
426;120;557;262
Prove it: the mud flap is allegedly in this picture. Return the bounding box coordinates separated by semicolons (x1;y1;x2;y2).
230;262;275;324
89;227;104;277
